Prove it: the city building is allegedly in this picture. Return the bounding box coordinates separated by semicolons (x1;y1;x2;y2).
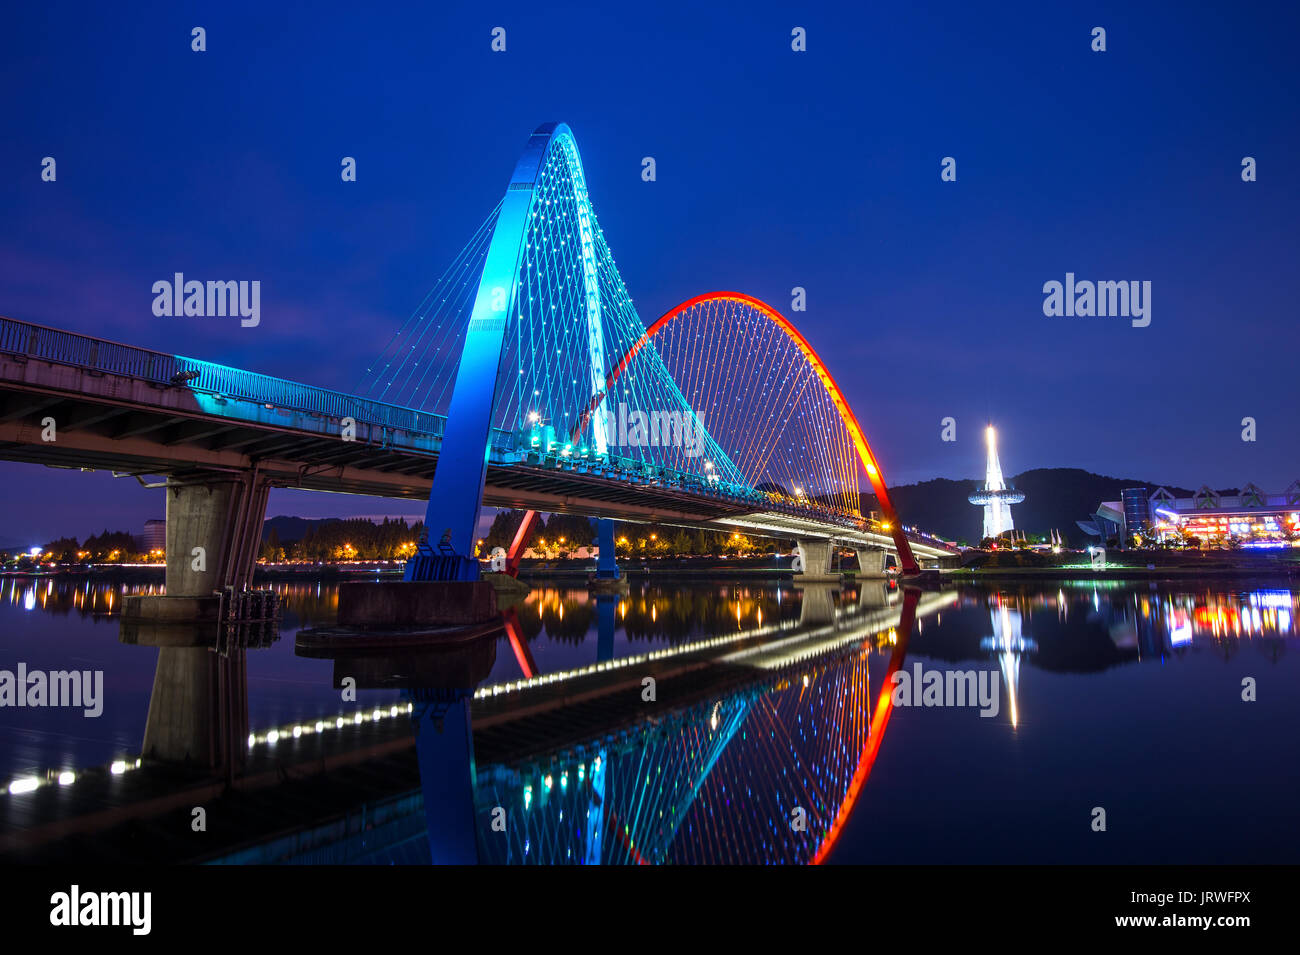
1121;488;1150;541
1081;482;1300;547
141;519;166;552
968;424;1025;540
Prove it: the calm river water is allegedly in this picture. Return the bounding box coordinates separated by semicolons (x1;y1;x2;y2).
1;574;1296;863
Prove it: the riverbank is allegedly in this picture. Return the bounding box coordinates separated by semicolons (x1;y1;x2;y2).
0;563;410;582
7;550;1296;583
951;548;1300;580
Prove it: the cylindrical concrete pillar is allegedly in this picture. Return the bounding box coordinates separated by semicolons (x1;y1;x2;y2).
165;478;241;594
142;476;255;767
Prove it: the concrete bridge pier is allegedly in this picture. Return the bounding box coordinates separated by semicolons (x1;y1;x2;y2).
854;546;890;578
793;538;840;583
126;471;270;769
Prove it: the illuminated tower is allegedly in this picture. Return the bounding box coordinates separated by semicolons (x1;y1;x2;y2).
968;424;1025;540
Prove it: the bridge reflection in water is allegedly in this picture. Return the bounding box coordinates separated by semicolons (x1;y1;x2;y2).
417;583;949;865
195;579;943;865
4;577;1294;864
472;644;876;864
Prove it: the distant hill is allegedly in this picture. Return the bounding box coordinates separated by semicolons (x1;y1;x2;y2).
869;468;1205;545
261;515;423;543
261;516;342;543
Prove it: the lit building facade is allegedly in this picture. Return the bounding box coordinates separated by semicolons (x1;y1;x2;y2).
1105;482;1300;548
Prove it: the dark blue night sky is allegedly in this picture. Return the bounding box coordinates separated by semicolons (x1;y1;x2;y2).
1;1;1297;544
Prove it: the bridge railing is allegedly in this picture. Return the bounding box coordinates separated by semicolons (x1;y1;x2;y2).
0;317;447;440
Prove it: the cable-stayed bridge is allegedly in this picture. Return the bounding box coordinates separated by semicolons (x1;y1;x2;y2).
0;122;955;587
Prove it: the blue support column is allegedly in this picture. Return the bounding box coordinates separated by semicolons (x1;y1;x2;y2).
407;124;571;582
596;518;620;580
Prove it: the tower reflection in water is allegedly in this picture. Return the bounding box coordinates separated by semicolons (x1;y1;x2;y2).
980;597;1037;729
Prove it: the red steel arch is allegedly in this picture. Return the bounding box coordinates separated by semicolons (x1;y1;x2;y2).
508;291;921;576
608;292;920;576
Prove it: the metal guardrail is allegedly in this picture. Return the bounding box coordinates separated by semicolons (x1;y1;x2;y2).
0;317;447;440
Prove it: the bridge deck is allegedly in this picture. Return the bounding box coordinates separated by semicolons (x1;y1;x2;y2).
0;316;956;554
